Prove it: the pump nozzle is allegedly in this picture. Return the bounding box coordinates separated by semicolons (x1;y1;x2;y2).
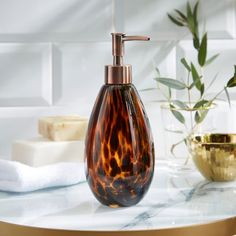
105;33;150;84
112;33;150;65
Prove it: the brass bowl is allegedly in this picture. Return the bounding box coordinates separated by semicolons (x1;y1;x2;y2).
189;134;236;182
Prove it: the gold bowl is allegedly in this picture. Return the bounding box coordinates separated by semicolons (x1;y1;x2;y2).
189;134;236;181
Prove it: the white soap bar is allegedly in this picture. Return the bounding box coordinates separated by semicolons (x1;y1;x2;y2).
38;116;88;141
11;137;84;167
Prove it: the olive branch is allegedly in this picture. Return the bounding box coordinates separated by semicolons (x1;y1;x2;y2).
158;1;236;126
145;1;236;160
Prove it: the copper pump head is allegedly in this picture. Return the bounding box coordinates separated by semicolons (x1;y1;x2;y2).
105;33;150;84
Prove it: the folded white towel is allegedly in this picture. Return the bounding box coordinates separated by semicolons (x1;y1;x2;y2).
0;160;86;192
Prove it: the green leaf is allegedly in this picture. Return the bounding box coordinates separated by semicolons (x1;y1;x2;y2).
205;54;219;66
154;77;186;90
186;2;195;35
168;14;184;26
193;1;199;24
200;111;208;123
189;75;200;89
227;77;236;88
170;105;185;124
224;87;231;107
184;138;187;146
198;33;207;66
191;63;202;91
195;110;209;124
227;66;236;88
181;58;191;71
189;76;202;89
187;2;193;18
174;9;187;21
172;100;189;109
155;67;161;77
193;100;209;109
194;111;200;123
189;82;195;89
168;88;172;99
193;35;200;50
193;2;199;38
200;83;205;97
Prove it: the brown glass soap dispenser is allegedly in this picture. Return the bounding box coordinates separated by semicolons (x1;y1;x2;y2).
85;33;155;207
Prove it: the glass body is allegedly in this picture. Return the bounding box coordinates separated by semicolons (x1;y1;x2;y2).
85;84;155;207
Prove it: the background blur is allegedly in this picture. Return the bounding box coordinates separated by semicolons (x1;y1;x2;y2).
0;0;235;159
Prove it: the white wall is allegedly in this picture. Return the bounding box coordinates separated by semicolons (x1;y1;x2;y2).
0;0;235;158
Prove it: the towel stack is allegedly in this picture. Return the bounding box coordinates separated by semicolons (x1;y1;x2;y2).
0;116;88;193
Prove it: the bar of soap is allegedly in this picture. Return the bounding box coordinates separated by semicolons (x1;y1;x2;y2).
11;137;84;167
38;116;88;141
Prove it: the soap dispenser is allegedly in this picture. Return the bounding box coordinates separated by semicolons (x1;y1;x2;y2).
85;33;155;207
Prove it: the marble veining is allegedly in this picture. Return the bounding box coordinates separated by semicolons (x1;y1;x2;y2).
0;160;236;231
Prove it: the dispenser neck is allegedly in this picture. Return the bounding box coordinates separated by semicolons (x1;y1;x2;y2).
112;33;124;66
111;33;150;66
113;56;123;66
105;33;150;84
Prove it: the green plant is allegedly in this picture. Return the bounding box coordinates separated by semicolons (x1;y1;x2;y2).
157;1;236;126
151;1;236;159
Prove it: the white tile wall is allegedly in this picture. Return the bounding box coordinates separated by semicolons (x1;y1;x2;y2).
53;42;110;114
0;0;113;42
0;43;52;106
122;0;236;40
0;0;235;159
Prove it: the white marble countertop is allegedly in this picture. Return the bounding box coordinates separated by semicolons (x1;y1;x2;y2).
0;160;236;231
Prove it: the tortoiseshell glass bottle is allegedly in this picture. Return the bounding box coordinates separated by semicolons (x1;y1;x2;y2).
85;33;155;207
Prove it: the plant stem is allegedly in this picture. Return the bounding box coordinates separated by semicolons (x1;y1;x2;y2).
187;71;193;130
210;87;225;102
170;138;185;158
